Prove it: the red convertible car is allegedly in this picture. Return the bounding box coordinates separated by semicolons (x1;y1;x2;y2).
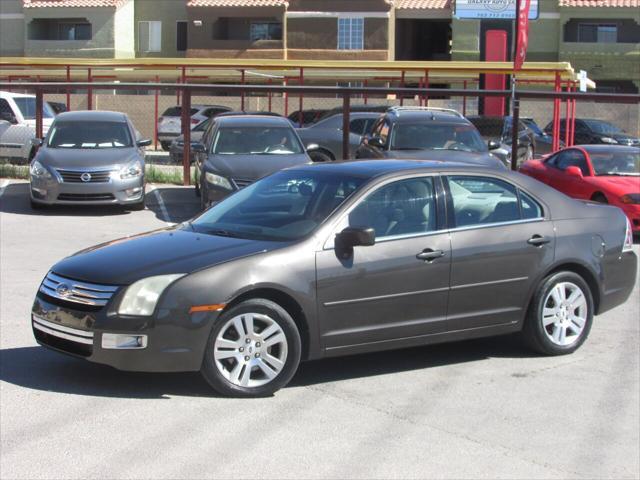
520;145;640;232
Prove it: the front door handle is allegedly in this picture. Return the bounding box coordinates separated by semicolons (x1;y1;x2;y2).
527;235;551;247
416;249;445;262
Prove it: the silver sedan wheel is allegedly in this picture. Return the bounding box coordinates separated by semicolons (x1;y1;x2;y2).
542;282;588;347
214;313;288;388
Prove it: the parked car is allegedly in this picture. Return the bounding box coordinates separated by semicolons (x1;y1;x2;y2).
157;104;231;151
29;110;151;210
519;145;640;232
0;91;56;163
297;112;381;162
194;115;311;209
316;104;389;123
521;117;560;156
170;112;285;165
467;115;536;167
31;160;637;397
287;109;328;128
355;107;506;169
544;118;640;147
47;101;68;115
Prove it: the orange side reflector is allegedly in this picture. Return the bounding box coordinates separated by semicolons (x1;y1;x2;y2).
189;304;226;314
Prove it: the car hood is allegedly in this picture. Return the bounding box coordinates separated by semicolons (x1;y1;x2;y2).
51;227;283;285
609;133;639;143
589;175;640;190
385;149;504;168
37;146;141;169
205;153;311;180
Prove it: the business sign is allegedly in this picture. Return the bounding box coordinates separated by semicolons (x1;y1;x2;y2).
454;0;539;20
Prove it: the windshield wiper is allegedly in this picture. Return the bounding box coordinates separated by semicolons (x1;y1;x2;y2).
392;147;428;151
204;228;244;238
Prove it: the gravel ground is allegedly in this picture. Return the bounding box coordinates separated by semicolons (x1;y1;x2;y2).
1;178;638;480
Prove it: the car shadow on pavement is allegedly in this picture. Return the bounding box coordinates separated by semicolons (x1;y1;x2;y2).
0;182;134;217
0;335;534;399
145;186;201;224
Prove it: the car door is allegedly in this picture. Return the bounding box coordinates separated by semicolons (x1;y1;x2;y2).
356;118;390;159
316;175;451;351
445;174;555;329
547;149;591;198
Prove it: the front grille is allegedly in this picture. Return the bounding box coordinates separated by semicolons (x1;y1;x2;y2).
39;271;119;307
33;315;93;357
57;169;112;183
57;193;115;202
233;178;253;189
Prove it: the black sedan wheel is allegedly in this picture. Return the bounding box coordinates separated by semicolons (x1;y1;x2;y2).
523;272;594;355
201;299;302;397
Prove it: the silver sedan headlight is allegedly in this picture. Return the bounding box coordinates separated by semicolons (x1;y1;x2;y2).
30;160;52;179
118;274;185;316
205;172;232;190
119;160;143;179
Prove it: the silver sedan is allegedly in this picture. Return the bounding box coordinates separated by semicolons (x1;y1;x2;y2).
29;110;150;210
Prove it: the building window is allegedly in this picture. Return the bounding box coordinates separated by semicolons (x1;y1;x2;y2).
250;22;282;41
138;21;162;52
578;23;617;43
58;22;91;40
28;18;92;41
338;18;364;50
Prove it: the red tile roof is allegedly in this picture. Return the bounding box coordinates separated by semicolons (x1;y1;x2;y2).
394;0;451;8
187;0;287;6
559;0;638;5
23;0;127;7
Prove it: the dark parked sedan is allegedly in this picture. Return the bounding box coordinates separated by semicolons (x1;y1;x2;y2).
193;115;311;209
467;115;536;166
544;118;640;147
32;160;636;397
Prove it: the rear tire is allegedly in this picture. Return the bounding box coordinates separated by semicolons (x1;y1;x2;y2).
523;271;594;356
201;298;302;397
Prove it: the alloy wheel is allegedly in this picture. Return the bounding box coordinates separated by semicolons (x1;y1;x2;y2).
541;282;588;347
213;313;288;388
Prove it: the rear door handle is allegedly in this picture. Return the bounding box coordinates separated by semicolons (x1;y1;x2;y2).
416;249;445;262
527;235;551;247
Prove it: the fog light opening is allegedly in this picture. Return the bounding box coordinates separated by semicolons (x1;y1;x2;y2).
125;187;143;197
102;334;148;350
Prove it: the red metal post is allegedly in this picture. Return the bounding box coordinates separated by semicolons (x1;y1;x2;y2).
342;94;351;160
66;65;71;110
424;69;429;107
400;70;405;106
87;68;93;110
181;87;191;186
268;78;273;112
298;68;304;128
363;79;368;105
552;72;561;151
570;86;577;146
240;69;245;111
35;89;43;140
418;79;423;107
284;78;289;117
564;81;571;147
462;80;467;116
154;75;159;151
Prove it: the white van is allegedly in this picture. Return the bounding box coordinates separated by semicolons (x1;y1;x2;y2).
0;91;55;163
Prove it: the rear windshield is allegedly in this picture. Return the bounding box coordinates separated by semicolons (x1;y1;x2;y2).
212;126;303;155
13;97;54;120
47;121;133;149
162;107;198;117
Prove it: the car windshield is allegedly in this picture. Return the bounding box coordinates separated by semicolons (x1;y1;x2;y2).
390;123;488;152
522;119;544;136
584;120;623;135
212;126;304;155
189;170;365;241
13;97;54;120
193;118;210;132
47;121;133;149
162;107;199;117
590;150;640;176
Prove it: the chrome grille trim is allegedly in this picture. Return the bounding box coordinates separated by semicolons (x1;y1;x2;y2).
56;169;112;183
39;271;119;307
32;315;94;345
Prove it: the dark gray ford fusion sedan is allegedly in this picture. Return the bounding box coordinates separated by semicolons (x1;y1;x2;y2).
32;160;637;397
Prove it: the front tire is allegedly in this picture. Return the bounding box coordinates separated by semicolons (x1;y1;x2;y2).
201;299;302;398
523;272;594;355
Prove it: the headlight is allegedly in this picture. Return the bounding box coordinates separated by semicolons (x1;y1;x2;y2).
118;274;185;316
119;160;143;179
205;171;232;190
30;160;52;179
600;137;618;144
620;194;640;205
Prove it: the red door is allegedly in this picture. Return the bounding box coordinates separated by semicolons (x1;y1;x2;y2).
484;30;507;116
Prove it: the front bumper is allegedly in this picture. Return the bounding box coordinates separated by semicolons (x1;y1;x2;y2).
31;293;215;372
30;174;144;206
157;132;180;142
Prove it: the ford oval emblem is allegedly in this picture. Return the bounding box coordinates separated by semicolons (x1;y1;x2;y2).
80;172;92;182
55;283;71;297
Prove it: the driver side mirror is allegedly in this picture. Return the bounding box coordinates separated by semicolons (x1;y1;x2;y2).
191;143;206;154
305;143;319;152
366;136;385;149
137;139;152;147
488;140;501;150
0;111;17;124
335;226;375;259
565;166;583;178
30;137;43;147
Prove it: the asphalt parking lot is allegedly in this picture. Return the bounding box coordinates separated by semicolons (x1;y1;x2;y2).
1;178;639;480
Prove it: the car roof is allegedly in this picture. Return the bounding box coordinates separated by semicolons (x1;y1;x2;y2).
386;109;469;124
216;115;293;127
288;159;489;179
54;110;128;122
580;144;639;153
